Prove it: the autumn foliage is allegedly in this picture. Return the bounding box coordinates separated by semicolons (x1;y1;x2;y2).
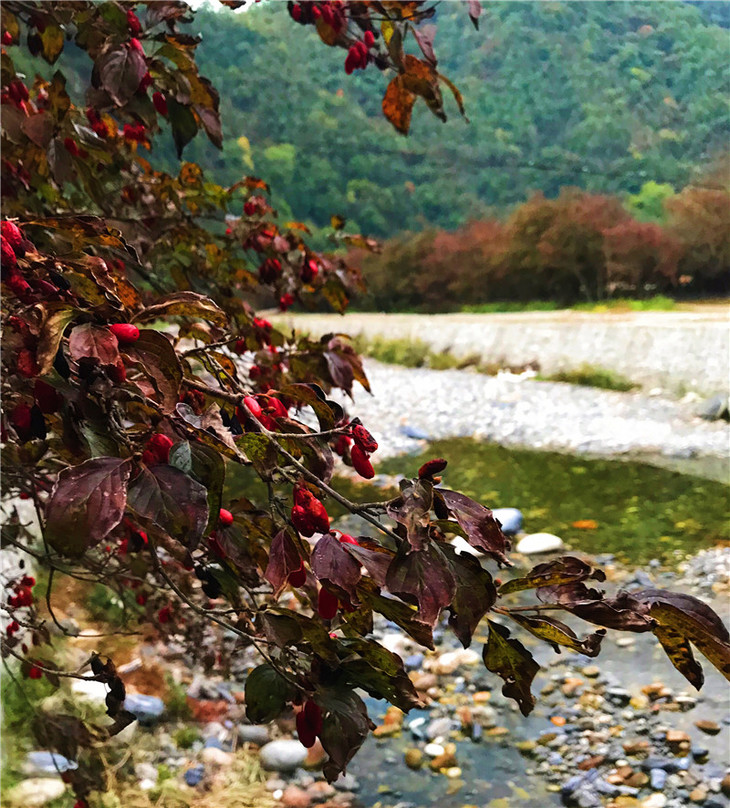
1;2;729;804
352;185;730;311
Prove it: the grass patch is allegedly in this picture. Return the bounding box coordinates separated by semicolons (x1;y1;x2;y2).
571;295;676;312
462;300;560;313
352;334;470;371
536;364;636;392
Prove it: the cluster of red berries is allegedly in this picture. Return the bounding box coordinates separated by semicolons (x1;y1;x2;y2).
345;31;376;74
340;423;377;479
291;485;330;537
243;224;277;253
86;107;110;139
2;220;34;303
7;575;36;609
123;122;148;144
278;293;295;312
141;433;173;466
243;195;268;217
296;700;323;748
237;393;288;430
289;1;346;33
1;78;30;114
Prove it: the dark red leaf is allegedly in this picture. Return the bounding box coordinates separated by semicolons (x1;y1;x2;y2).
385;544;455;625
68;323;120;365
311;532;362;599
44;457;132;557
264;529;303;596
439;489;510;565
483;620;540;716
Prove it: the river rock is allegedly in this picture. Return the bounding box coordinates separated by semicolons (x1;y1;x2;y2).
405;748;423;769
516;532;564;554
201;746;233;766
426;716;458;740
259;739;308;772
24;751;77;776
428;648;480;674
184;765;205;787
697;393;730;422
123;693;164;725
695;720;721;735
281;785;311;808
6;778;66;807
238;724;270;745
492;507;524;535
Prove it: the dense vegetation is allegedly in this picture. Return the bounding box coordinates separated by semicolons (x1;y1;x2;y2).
349;183;730;311
172;1;730;239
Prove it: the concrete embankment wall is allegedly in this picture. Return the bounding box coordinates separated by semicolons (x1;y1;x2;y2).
277;310;730;394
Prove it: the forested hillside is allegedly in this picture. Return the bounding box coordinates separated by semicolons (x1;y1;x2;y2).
165;0;729;238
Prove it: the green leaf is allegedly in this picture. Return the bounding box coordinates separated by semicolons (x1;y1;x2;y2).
45;457;132;557
483;620;540;716
244;664;293;724
40;24;64;64
133;291;228;327
237;432;278;477
168;98;198;158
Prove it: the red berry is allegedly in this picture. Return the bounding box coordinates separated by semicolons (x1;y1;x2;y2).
20;575;35;588
1;234;17;270
304;699;323;734
352;424;378;454
243;395;262;419
288;562;307;588
63;137;80;157
129;37;144;53
363;30;375;48
158;606;172;623
152;91;168;116
219;508;234;526
296;709;316;747
338;533;359;546
27;665;43;680
110;322;140;345
291;504;315;537
1;221;23;254
136;593;146;605
127;9;141;35
350;444;375;479
317;587;338;620
17;348;39;378
10;402;32;434
333;434;352;456
307;499;330;535
278;293;295;312
290;3;302;22
253;317;272;330
2;31;13;46
145;433;173;464
265;397;288;419
258;257;281;283
108;358;127;384
418;457;448;479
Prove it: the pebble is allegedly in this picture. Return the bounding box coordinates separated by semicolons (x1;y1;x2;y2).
184;765;205;787
281;785;311;808
405;748;423;769
200;747;233;766
426;716;458;740
333;772;359;791
516;532;564;555
695;720;721;735
427;648;481;674
123;693;165;725
650;768;668;790
642;795;668;808
424;742;445;758
491;507;524;535
259;739;309;772
24;752;77;776
237;724;270;745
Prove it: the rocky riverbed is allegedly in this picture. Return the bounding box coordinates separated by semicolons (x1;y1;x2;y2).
324;360;730;467
8;546;728;808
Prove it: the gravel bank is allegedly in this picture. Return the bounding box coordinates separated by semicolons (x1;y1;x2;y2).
329;360;730;465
